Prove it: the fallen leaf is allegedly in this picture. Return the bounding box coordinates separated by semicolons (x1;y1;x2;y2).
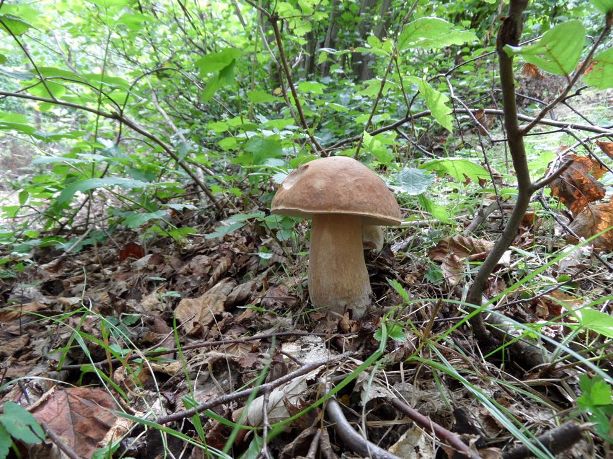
596;140;613;159
549;154;606;215
429;236;495;286
31;387;117;459
118;242;145;261
522;63;543;79
567;201;613;251
175;278;236;335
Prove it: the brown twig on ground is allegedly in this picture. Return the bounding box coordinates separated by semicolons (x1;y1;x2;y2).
57;330;343;370
41;423;80;459
388;397;480;459
156;353;352;425
501;422;585;459
325;396;401;459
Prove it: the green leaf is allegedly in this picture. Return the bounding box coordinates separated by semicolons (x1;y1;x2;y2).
240;137;283;165
411;78;453;132
576;307;613;338
196;48;242;75
398;17;477;50
0;402;45;445
247;90;280;104
0;425;11;458
578;375;612;411
583;48;613;89
418;194;451;223
0;54;6;64
362;132;394;165
0;14;33;35
205;221;246;239
297;81;326;94
122;210;167;229
421;158;489;183
57;177;149;205
504;21;585;76
388;278;410;303
394;168;434;195
590;0;613;13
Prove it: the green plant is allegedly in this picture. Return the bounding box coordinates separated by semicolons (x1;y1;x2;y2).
0;401;45;458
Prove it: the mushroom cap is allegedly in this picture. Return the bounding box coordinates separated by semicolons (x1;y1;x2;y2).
271;156;402;226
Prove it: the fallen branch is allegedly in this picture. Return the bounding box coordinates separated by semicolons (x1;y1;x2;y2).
389;397;479;459
502;422;585;459
325;396;401;459
156;353;352;425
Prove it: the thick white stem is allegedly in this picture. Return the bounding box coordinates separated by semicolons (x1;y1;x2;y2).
308;214;371;317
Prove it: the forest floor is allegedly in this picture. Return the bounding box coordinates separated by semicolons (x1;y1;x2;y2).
0;91;611;459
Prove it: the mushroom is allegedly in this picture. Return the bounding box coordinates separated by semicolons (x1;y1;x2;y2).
271;156;401;318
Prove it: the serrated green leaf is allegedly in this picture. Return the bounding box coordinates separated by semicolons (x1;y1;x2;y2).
583;48;613;89
394;168;434;195
590;0;613;13
412;78;453;131
398;17;476;50
0;402;45;445
504;21;585;76
421;158;489;183
57;177;149;205
0;14;33;35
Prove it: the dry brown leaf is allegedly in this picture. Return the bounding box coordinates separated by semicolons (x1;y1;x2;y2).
596;140;613;159
175;278;236;335
208;255;232;287
0;301;47;322
567;201;613;251
31;387;117;459
429;236;494;261
549;154;606;215
522;63;542;79
226;280;257;306
118;242;145;261
535;291;582;320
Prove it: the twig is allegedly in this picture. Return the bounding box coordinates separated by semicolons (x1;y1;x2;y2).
42;424;80;459
389;397;479;458
268;14;325;155
325;396;401;459
502;422;585;459
156;353;352;425
58;330;341;370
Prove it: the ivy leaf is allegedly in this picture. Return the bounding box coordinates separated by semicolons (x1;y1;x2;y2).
504;21;585;76
57;177;149;205
0;401;45;445
393;168;434;195
398;17;476;50
411;78;453;132
590;0;613;13
584;48;613;89
0;14;33;35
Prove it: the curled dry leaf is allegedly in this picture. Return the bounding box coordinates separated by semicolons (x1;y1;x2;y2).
175;278;236;335
522;63;543;79
549;154;606;215
31;387;117;459
567;201;613;251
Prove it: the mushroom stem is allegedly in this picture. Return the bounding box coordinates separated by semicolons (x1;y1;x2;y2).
308;214;371;317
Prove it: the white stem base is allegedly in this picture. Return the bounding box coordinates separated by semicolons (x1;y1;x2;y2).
308;215;371;318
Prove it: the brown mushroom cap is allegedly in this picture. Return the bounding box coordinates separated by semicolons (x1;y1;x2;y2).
271;156;402;226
